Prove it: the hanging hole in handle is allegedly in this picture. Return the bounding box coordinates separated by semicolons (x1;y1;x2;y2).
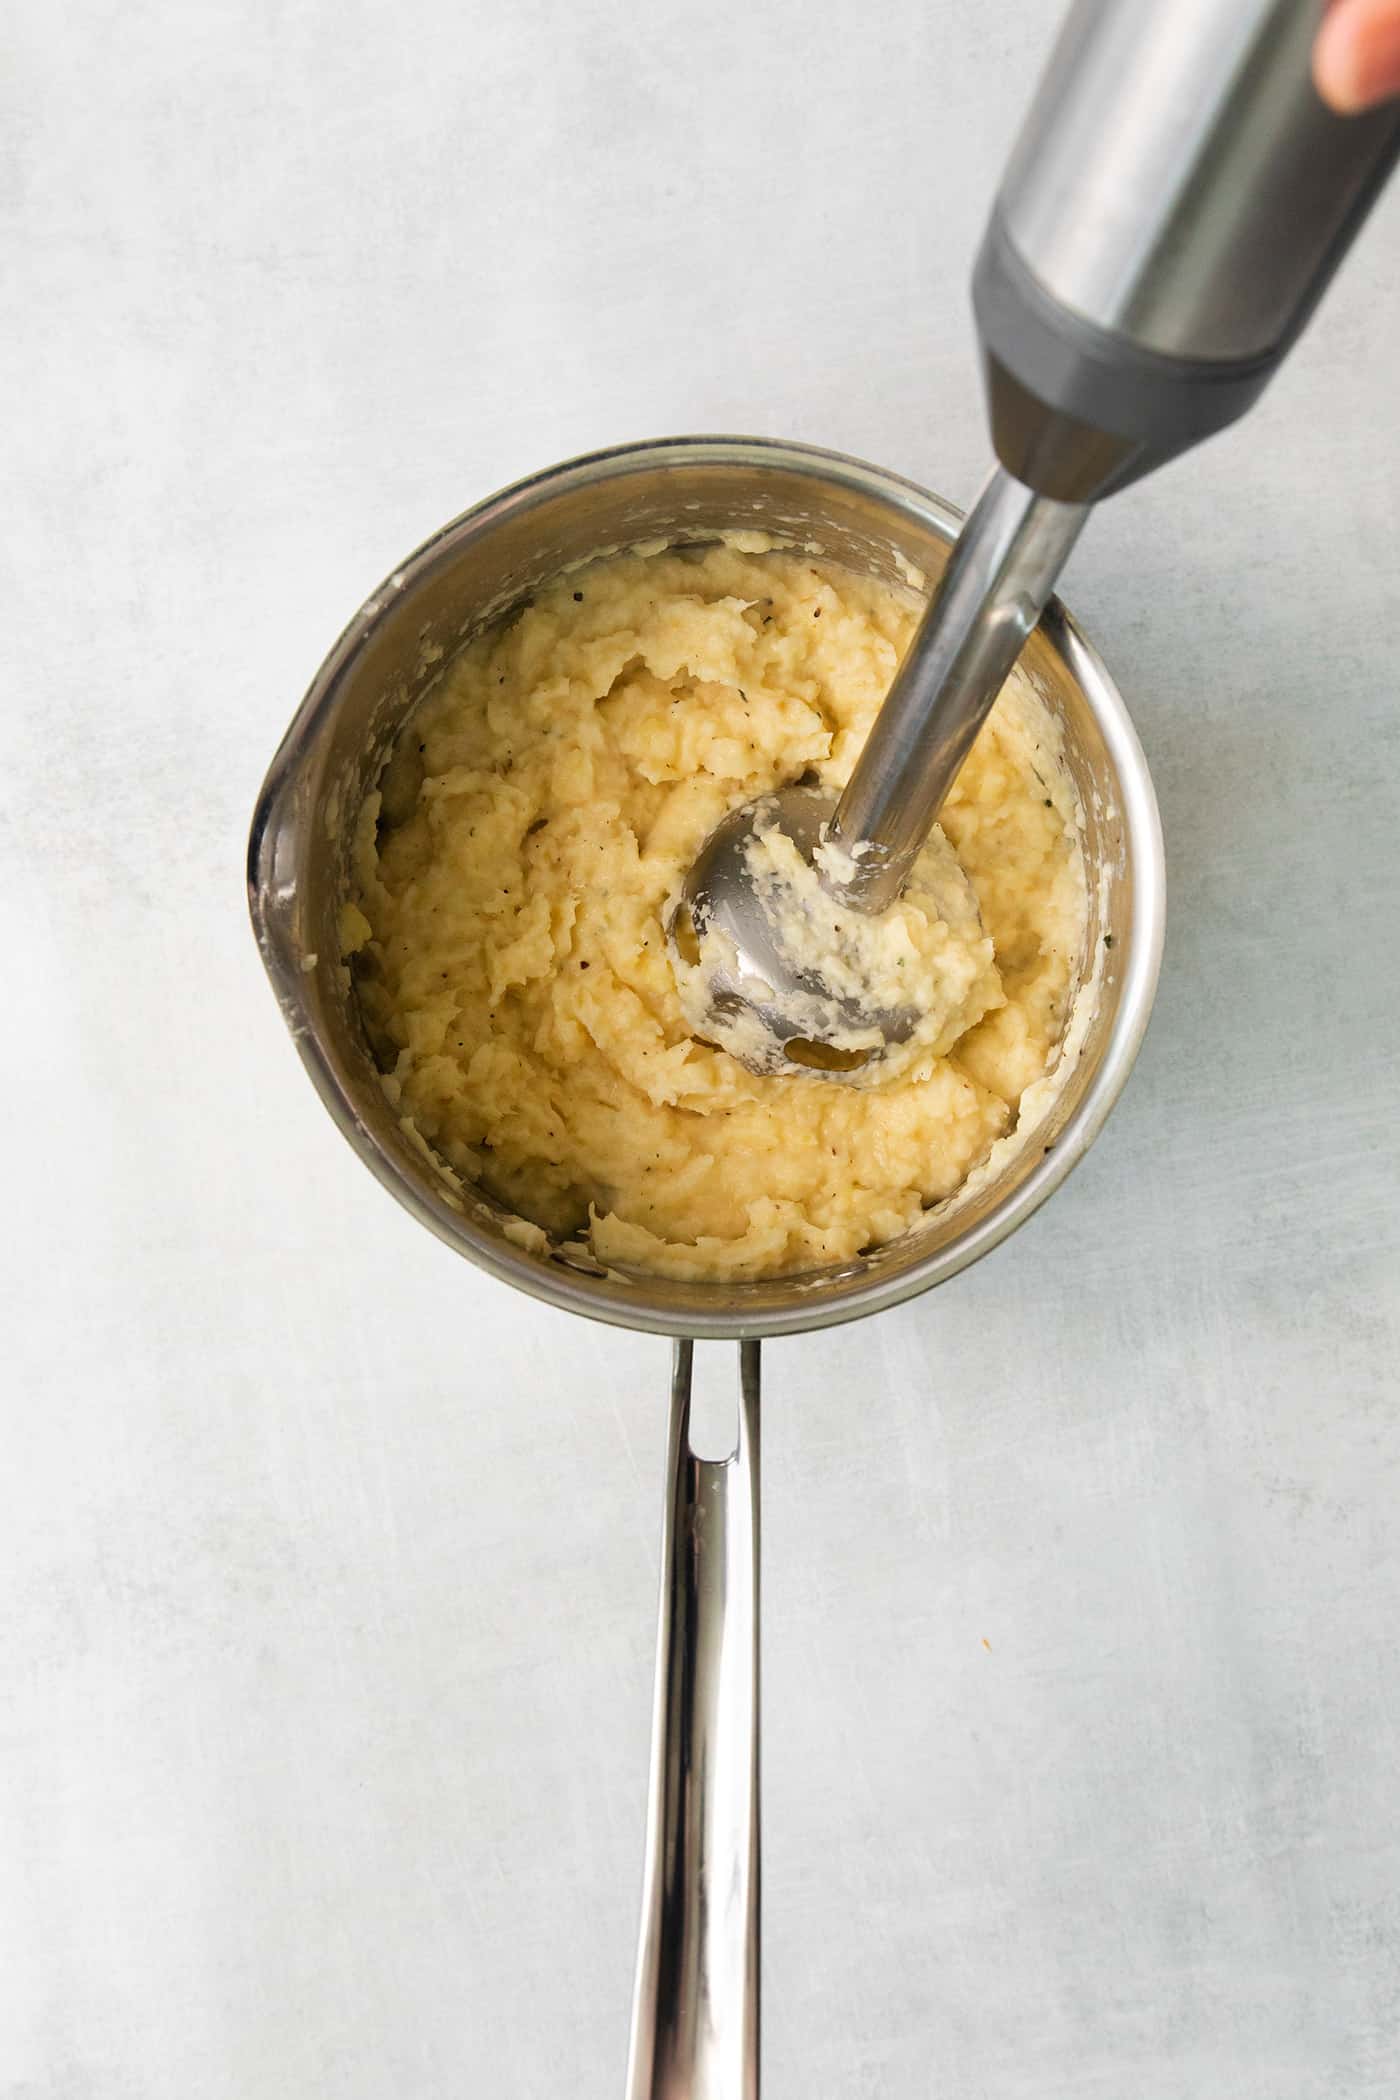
686;1341;742;1461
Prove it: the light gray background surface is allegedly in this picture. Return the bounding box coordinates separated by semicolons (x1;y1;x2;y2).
6;2;1400;2095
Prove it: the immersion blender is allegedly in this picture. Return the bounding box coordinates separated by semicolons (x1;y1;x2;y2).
839;0;1400;901
678;0;1400;1074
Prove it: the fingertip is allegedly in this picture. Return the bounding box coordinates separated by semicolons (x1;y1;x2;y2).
1314;0;1400;113
1314;7;1369;114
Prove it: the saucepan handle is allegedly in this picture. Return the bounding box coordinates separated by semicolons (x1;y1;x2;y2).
626;1339;762;2100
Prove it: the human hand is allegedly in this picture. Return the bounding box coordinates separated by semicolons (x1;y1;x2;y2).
1314;0;1400;113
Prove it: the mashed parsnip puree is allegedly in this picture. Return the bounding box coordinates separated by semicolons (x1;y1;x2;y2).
345;540;1087;1282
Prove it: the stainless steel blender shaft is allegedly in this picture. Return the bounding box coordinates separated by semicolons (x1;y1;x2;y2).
826;470;1088;913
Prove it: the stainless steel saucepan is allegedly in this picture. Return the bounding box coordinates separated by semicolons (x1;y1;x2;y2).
248;436;1164;2098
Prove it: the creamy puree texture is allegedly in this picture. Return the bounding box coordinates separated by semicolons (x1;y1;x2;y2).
346;541;1087;1281
673;798;1002;1078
